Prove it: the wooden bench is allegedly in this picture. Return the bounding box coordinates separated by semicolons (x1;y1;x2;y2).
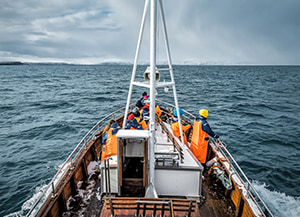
101;197;198;217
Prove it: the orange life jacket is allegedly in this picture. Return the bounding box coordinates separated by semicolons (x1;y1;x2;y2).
102;128;118;162
171;119;191;146
135;117;148;130
139;108;143;117
155;105;162;117
190;120;209;163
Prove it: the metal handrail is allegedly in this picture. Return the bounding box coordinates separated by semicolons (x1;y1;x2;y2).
26;103;134;217
156;99;195;121
214;140;274;217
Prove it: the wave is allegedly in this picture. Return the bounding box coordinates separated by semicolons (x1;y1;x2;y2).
252;181;300;217
4;184;48;217
4;162;70;217
0;105;15;112
12;122;78;140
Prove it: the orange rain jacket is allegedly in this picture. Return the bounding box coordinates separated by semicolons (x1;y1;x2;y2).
190;116;218;163
101;127;120;162
171;117;191;146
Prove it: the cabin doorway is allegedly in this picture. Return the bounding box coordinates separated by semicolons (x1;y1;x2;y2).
117;131;148;197
122;157;145;196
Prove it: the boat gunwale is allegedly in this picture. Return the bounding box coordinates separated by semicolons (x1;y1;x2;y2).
211;141;273;217
26;103;136;216
26;99;273;217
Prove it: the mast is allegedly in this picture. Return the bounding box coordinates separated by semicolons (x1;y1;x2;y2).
145;0;158;198
123;0;185;198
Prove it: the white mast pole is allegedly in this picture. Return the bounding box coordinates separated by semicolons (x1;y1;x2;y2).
145;0;158;198
123;0;149;128
158;0;185;147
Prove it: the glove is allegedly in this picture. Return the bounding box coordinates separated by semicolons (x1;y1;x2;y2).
214;134;219;139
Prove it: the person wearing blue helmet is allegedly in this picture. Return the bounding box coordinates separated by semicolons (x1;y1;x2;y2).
171;108;191;146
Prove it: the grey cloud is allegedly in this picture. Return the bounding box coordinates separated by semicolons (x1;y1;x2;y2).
0;0;299;64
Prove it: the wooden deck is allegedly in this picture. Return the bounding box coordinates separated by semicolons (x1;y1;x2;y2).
199;170;236;217
97;170;235;217
100;197;199;217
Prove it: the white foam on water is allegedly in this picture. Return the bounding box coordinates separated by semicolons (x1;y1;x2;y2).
5;162;70;217
96;187;102;201
15;160;101;217
64;161;101;216
87;160;99;176
252;180;300;217
4;184;48;217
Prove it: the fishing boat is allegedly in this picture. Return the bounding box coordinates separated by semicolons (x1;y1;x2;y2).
26;1;274;217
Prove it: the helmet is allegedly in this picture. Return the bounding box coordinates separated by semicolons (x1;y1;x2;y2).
174;108;184;117
199;109;208;118
132;107;140;117
111;122;119;128
128;114;135;120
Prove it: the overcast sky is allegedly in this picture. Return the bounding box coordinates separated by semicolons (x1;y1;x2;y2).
1;0;299;65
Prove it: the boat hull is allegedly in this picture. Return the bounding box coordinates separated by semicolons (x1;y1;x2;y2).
31;106;264;217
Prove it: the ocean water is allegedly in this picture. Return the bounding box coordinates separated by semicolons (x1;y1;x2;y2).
0;65;299;217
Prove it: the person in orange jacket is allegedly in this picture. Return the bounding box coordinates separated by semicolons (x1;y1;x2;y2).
190;109;219;164
125;109;147;130
171;108;191;146
132;107;148;130
101;121;120;162
142;96;162;118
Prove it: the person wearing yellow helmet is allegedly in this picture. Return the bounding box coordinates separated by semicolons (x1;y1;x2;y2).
190;109;219;164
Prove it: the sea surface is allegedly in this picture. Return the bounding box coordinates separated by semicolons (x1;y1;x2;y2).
0;65;299;217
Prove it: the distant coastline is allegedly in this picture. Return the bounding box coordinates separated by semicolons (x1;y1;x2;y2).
0;61;24;65
0;61;129;66
0;61;299;66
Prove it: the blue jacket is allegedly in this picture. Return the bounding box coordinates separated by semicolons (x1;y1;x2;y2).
125;119;143;130
142;108;149;124
195;116;218;138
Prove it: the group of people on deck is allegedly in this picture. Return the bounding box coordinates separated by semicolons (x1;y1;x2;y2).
101;91;219;165
125;92;162;130
125;92;150;130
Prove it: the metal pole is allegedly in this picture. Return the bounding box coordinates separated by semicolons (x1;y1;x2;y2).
145;0;158;198
123;0;150;128
108;158;111;197
158;0;185;147
104;159;108;197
